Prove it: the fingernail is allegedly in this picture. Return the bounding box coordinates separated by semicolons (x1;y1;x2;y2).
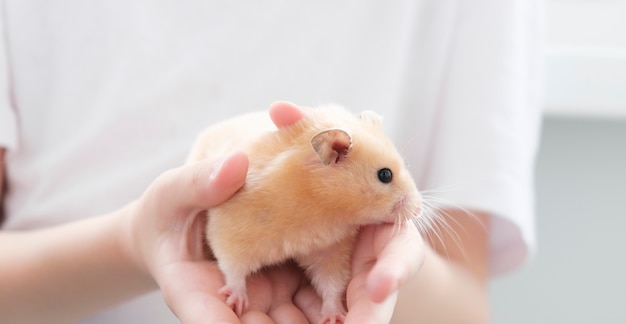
210;158;226;180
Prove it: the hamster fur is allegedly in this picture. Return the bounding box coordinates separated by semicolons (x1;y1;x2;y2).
187;103;422;324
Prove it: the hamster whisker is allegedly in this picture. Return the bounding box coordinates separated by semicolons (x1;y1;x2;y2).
428;208;466;260
410;215;439;251
394;205;414;236
393;216;403;237
420;184;465;196
415;199;470;260
417;194;490;264
398;131;422;156
420;194;487;233
414;209;451;257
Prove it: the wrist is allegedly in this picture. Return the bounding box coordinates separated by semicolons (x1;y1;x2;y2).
0;209;159;322
114;201;157;288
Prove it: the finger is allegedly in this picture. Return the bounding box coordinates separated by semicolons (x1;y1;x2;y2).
266;264;309;324
175;290;240;324
158;261;240;324
345;286;397;324
366;222;425;303
269;302;309;324
346;245;397;324
242;271;273;315
240;311;274;324
153;152;248;216
269;101;305;128
242;263;309;324
293;283;323;324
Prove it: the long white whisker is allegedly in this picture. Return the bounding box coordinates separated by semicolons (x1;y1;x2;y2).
421;195;487;234
398;131;422;156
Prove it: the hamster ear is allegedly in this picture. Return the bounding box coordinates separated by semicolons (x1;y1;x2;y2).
310;128;352;165
358;110;383;126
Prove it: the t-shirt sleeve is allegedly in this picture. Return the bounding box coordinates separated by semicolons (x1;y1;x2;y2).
411;0;545;276
0;5;17;151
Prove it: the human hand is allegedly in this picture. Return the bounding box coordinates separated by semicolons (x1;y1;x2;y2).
115;101;309;323
122;156;322;324
345;222;424;323
289;222;424;324
118;151;249;323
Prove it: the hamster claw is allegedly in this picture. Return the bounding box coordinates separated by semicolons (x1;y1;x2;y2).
219;285;249;316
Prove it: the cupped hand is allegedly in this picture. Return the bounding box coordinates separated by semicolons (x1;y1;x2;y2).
290;222;424;324
124;154;313;323
122;151;248;323
345;222;424;323
116;101;311;323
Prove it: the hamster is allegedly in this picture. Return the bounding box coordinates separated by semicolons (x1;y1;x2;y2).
187;102;422;324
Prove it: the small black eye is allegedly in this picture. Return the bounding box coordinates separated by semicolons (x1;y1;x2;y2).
377;168;393;184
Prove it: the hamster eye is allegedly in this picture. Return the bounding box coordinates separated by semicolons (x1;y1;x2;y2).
377;168;393;184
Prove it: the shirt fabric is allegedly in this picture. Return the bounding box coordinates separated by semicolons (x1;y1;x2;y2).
0;0;544;322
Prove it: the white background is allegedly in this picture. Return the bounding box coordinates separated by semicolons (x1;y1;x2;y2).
543;0;626;118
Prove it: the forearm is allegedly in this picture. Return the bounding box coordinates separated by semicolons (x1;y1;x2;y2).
0;205;156;323
1;148;5;226
392;210;490;323
392;245;489;323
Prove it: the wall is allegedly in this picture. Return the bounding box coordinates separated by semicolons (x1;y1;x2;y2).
544;0;626;118
489;117;626;323
489;1;626;323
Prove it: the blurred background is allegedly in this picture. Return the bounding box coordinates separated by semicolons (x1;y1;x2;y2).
489;1;626;323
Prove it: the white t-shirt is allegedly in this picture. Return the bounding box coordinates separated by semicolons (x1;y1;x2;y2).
0;0;544;322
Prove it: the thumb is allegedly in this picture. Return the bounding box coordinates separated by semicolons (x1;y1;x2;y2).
151;152;248;217
366;223;424;303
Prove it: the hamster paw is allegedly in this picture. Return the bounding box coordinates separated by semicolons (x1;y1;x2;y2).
318;300;346;324
319;313;346;324
219;285;249;316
